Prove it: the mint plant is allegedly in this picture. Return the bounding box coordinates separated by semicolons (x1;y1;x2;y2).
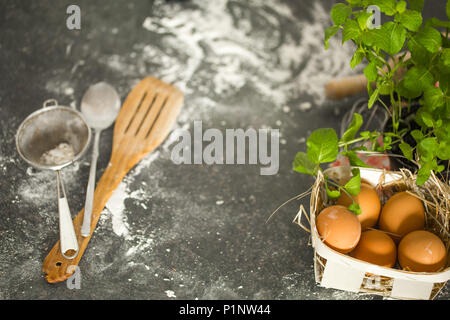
295;0;450;190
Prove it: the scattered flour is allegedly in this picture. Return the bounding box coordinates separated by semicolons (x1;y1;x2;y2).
45;79;76;97
102;151;161;241
98;0;359;114
18;163;80;207
36;0;360;261
165;290;177;298
105;182;131;240
299;102;312;112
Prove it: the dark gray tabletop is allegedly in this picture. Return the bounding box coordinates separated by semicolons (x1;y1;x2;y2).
0;0;448;300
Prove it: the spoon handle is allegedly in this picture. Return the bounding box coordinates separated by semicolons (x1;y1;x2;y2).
81;129;101;237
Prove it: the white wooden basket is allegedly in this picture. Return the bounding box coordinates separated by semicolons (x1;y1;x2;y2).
302;167;450;300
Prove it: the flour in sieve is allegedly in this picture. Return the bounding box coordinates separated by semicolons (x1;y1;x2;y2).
40;143;75;166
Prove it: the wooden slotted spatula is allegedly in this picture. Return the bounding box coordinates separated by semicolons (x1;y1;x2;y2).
42;76;184;283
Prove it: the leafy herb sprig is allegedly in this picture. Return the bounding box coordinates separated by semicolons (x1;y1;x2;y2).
322;0;450;185
293;113;374;215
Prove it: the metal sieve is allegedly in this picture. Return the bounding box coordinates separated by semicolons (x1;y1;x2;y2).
16;99;92;259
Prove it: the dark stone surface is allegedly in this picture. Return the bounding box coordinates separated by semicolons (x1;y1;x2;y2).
0;0;448;300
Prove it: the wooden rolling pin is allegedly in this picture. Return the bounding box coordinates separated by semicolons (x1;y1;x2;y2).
325;74;368;100
325;52;411;100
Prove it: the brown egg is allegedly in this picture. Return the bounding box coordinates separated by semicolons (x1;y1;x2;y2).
336;183;381;230
350;230;397;267
379;192;425;241
316;205;361;254
398;230;447;272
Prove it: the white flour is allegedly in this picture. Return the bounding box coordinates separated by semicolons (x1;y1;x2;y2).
105;182;131;239
18;162;80;208
40;143;75;166
165;290;177;298
103;155;159;240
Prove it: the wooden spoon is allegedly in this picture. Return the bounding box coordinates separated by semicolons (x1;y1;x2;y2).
42;76;184;283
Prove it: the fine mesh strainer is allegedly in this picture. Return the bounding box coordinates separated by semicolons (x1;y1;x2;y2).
16;99;91;259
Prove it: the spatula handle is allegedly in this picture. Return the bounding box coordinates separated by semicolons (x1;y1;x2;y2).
43;163;128;283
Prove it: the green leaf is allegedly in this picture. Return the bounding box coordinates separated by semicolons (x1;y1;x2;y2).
395;10;422;31
369;22;407;55
403;66;434;96
377;80;393;95
383;135;393;150
396;79;421;99
350;48;364;68
293;152;317;176
399;142;413;160
325;178;341;199
430;17;450;29
417;109;434;128
423;86;444;110
435;120;450;141
417;157;440;185
360;131;371;139
368;88;379;109
415;25;442;53
409;0;424;12
331;3;352;25
324;25;340;50
306;128;339;164
439;73;450;95
373;0;397;15
437;141;450;160
364;61;378;82
357;11;374;30
408;36;432;66
411;129;424;143
349;201;362;215
396;1;407;13
341;113;363;143
418;137;439;161
346;0;362;6
344;168;361;196
342;150;371;167
417;163;432;185
447;0;450;20
342;19;361;43
441;48;450;68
